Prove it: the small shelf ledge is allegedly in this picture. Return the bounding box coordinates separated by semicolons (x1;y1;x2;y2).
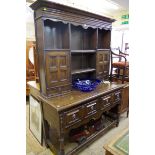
97;49;110;51
44;49;70;51
71;68;96;75
71;50;96;53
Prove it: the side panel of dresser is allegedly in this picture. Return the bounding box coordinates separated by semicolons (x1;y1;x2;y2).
29;83;61;153
119;84;129;114
41;101;61;153
35;19;47;96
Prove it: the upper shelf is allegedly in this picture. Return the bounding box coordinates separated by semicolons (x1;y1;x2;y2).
44;20;69;49
71;68;96;75
44;49;70;51
71;50;96;53
31;0;114;30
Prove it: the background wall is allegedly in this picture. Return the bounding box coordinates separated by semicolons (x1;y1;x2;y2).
26;3;35;41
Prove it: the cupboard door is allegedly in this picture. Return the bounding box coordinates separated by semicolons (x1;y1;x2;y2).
46;51;70;88
96;50;110;80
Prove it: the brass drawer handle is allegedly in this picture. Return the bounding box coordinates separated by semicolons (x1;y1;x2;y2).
72;113;76;119
115;94;120;100
87;102;96;108
102;96;111;101
115;92;120;95
91;106;94;110
67;109;79;116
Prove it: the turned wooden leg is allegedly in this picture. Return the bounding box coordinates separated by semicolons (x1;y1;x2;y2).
58;137;65;155
59;115;65;155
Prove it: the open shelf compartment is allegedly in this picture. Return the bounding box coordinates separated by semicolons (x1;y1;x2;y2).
44;19;69;49
64;113;117;155
71;25;97;50
98;29;111;49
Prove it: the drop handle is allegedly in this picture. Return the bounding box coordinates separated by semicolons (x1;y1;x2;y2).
72;113;76;119
102;96;111;102
116;94;120;100
91;106;94;110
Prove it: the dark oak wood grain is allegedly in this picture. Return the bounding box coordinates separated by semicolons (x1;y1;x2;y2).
31;0;115;98
96;50;110;81
28;1;125;154
28;81;124;155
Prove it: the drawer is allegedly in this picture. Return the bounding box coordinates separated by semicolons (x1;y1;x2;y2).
63;106;83;128
85;100;98;118
113;90;121;102
100;94;112;110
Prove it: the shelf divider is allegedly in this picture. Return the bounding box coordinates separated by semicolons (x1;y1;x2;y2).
71;50;96;53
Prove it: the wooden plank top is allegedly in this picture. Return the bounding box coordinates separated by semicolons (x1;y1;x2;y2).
30;0;115;23
35;81;124;112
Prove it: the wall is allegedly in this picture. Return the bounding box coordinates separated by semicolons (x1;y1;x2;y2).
26;3;35;41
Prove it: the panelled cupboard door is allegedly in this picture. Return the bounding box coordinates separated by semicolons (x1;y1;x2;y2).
96;50;110;80
45;51;70;88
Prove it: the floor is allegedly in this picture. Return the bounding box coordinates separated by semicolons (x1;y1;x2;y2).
26;101;129;155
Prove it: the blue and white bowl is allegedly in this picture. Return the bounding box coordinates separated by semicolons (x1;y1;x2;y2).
73;79;101;92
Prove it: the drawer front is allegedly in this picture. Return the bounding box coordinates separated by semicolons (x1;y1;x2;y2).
113;90;121;102
63;107;83;128
100;94;112;110
85;100;98;118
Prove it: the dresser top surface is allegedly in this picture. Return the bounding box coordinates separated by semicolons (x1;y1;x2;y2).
31;81;124;112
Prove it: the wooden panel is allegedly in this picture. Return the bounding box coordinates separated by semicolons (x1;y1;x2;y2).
96;52;104;80
119;84;129;113
45;51;71;89
46;55;59;87
96;50;110;80
32;3;113;30
31;1;114;23
35;19;47;95
59;55;69;82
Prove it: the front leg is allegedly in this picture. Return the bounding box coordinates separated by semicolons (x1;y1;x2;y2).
58;137;65;155
59;114;65;155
